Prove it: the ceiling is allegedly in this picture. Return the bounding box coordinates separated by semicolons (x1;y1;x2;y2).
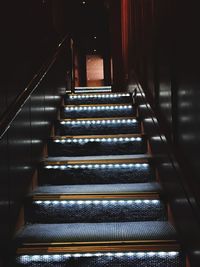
63;0;110;55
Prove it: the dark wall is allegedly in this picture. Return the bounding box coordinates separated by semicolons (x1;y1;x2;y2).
0;45;68;266
0;1;70;265
125;0;200;219
0;0;60;119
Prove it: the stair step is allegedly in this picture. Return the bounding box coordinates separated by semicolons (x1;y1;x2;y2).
74;86;112;93
15;220;183;266
56;117;141;136
65;93;132;105
29;182;161;195
15;221;177;246
61;103;135;119
25;182;165;224
48;134;147;157
25;198;166;224
39;157;155;185
12;85;185;267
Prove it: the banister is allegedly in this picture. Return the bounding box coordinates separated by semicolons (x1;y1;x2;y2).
0;35;69;139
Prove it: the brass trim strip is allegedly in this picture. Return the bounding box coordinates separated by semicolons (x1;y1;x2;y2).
44;157;151;165
17;243;180;254
18;240;178;251
61;116;137;122
52;133;146;140
32;193;160;201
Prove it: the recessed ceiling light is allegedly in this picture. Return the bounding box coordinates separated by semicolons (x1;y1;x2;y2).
82;1;86;5
94;36;97;39
94;49;97;52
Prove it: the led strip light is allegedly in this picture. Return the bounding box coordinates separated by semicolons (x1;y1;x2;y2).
54;136;142;144
60;119;137;125
34;199;160;205
19;251;179;262
65;105;132;111
45;163;149;170
69;93;129;99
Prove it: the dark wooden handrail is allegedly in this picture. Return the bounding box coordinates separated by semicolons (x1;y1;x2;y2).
0;35;69;139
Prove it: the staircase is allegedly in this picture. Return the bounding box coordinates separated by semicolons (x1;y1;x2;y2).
13;88;185;266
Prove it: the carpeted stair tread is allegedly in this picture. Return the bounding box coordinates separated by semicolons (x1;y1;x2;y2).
43;154;151;162
15;221;177;245
30;182;161;195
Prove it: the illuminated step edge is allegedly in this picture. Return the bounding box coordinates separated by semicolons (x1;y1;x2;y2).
18;251;180;263
65;105;132;111
44;163;149;170
60;119;137;125
75;89;112;93
75;86;112;89
69;93;129;99
54;136;142;144
34;199;160;205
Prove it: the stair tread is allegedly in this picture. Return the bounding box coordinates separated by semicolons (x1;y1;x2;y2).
30;182;161;195
43;154;151;162
15;221;177;245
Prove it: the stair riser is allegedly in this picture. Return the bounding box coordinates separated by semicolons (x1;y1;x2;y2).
65;96;132;105
25;199;166;224
48;140;147;157
16;253;185;267
39;164;154;185
56;122;141;136
61;108;135;119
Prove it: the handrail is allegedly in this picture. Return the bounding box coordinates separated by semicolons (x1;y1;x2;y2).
0;35;69;139
132;71;200;224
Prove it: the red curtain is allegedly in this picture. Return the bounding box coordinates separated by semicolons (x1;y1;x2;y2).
121;0;129;79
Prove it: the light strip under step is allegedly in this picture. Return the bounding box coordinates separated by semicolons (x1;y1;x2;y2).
33;199;160;205
65;105;132;111
17;251;180;263
44;162;149;170
60;118;137;125
53;136;142;144
69;93;130;99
